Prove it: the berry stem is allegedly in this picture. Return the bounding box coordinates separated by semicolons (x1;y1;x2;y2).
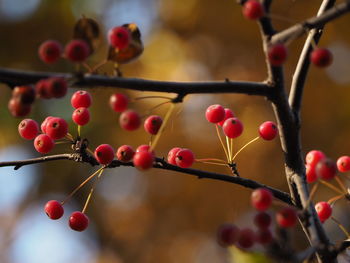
226;136;232;161
334;176;347;193
330;217;350;238
78;125;81;137
82;168;104;213
327;195;343;205
319;180;344;195
195;158;227;163
91;59;108;73
231;136;260;161
305;181;319;208
132;95;173;101
215;124;230;162
142;101;172;117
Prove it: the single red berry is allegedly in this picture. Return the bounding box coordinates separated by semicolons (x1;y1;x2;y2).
136;144;155;156
167;147;182;165
71;90;92;108
116;145;135;162
306;150;325;167
217;224;240;247
108;26;131;50
38;40;62;64
222;117;244;138
315;201;332;223
336;156;350;173
251;188;273;211
8;98;31;117
64;39;90;62
34;134;54;154
72;107;90;126
176;148;195;168
276;207;297;228
69;211;89;232
205;104;225;123
119;110;141;131
44;200;64;220
94;144;115;165
310;48;333;68
218;108;235;126
243;0;264;20
109;93;129;112
144;115;163;135
256;228;273;245
46;117;68;140
18;119;39;140
46;77;68;98
133;151;155;170
259;121;278;140
268;44;288;66
237;228;256;249
12;85;36;104
316;158;337;180
41;116;54;134
306;164;317;183
36;79;52;99
254;212;271;229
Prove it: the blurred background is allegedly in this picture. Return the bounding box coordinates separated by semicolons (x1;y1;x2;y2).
1;0;350;262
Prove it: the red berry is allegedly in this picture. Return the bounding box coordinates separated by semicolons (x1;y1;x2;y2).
38;40;62;64
167;147;182;165
44;200;64;220
108;26;130;50
41;116;54;134
175;148;195;168
136;144;155;156
276;207;297;228
222;117;243;138
259;121;278;140
237;228;255;249
34;134;54;154
306;164;317;183
256;228;273;245
133;151;155;170
71;90;92;109
217;224;240;247
94;144;115;165
46;117;68;140
72;107;90;126
254;212;271;229
64;39;90;62
12;85;36;104
144;115;163;135
46;77;68;98
218;108;235;126
316;158;337;180
109;93;128;112
119;110;141;131
336;156;350;172
116;145;135;162
8;98;31;117
69;211;89;231
251;188;273;211
306;150;325;167
205;104;225;123
36;79;52;99
18;119;39;140
243;0;264;20
310;48;333;68
268;44;288;66
315;201;332;223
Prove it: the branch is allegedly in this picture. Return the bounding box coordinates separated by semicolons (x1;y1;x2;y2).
0;68;271;97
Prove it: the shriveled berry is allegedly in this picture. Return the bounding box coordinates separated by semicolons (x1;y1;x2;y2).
18;119;39;140
237;228;255;249
41;116;54;134
8;98;31;117
251;188;273;211
109;93;128;112
44;200;64;220
315;201;332;223
268;44;288;66
243;0;264;20
47;77;68;98
205;104;225;123
12;85;35;104
71;90;92;108
259;121;278;140
34;134;54;154
217;224;240;247
116;145;134;162
72;107;90;126
167;147;182;165
336;156;350;173
254;212;271;229
133;151;154;170
119;110;141;131
218;108;235;126
306;164;317;183
256;229;273;245
36;79;52;99
64;39;90;62
310;48;333;68
176;148;195;168
144;115;163;135
316;158;337;180
46;117;68;140
108;26;130;50
222;117;243;138
306;150;325;167
94;144;115;165
38;40;62;64
276;207;297;228
69;211;89;231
